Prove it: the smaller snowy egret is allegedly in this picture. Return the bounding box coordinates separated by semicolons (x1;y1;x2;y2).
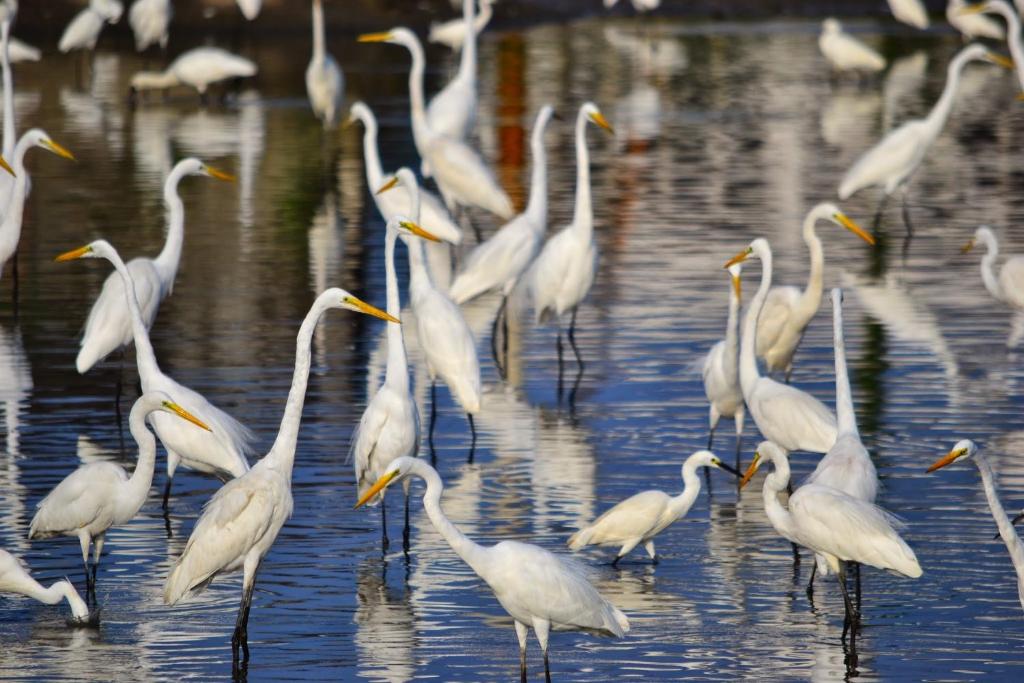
948;0;1005;41
961;225;1024;310
888;0;929;29
0;548;90;624
819;19;886;73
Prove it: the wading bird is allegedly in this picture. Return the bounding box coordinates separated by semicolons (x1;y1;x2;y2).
0;548;90;624
702;264;745;473
236;0;260;20
29;392;210;600
128;0;171;52
568;450;739;564
725;239;837;454
164;288;395;668
888;0;929;28
129;47;257;102
429;0;494;51
962;225;1024;311
358;457;630;682
927;439;1024;611
740;441;921;632
960;2;1024;91
947;0;1005;41
819;19;886;74
305;0;343;128
427;0;478;143
59;0;123;54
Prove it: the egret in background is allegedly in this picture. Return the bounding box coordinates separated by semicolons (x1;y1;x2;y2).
236;0;260;20
947;0;1005;41
128;0;172;52
960;2;1024;92
568;450;739;564
962;225;1024;311
887;0;929;28
429;0;495;51
129;47;257;103
164;288;396;669
819;19;886;74
358;457;630;683
0;548;90;624
427;0;479;143
702;264;745;474
0;10;18;209
29;392;210;600
927;440;1024;611
306;0;344;128
59;0;123;54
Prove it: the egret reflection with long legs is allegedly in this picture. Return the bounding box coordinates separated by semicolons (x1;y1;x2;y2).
5;1;1024;680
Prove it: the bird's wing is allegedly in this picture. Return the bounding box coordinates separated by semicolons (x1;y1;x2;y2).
756;286;800;356
1000;257;1024;307
839;121;928;198
430;137;502;196
450;216;535;302
526;227;575;318
575;491;669;546
833;34;885;69
349;394;391;476
750;379;836;452
29;463;125;536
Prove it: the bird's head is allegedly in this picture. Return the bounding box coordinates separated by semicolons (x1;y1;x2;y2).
322;287;399;323
813;202;875;245
55;239;116;263
724;238;769;269
739;441;784;490
24;129;75;161
354;456;420;508
961;225;995;254
345;101;372;129
926;439;978;473
175;157;235;182
358;27;418;49
140;391;213;431
386;216;442;243
580;101;614;135
688;450;741;477
822;18;841;33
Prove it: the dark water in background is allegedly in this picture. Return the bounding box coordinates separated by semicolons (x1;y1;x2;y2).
2;14;1024;681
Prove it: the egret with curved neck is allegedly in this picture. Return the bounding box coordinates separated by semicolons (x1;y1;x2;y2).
429;0;494;51
963;1;1024;91
426;0;478;142
702;263;745;474
0;548;91;624
961;225;1024;310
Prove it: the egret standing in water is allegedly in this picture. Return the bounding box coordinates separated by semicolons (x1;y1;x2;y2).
927;439;1024;611
426;0;478;143
58;0;123;55
961;225;1024;311
947;0;1005;42
128;0;171;52
701;264;745;474
429;0;494;51
887;0;929;28
358;457;630;682
960;2;1024;92
129;47;257;103
818;19;886;74
305;0;343;128
164;289;395;669
0;548;90;623
568;450;739;564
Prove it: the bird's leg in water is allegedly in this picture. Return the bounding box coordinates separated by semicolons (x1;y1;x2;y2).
467;413;477;463
556;326;565;400
428;381;437;464
854;561;862;610
232;562;260;667
806;562;817;597
787;481;801;565
403;493;411;554
10;248;18;315
733;422;743;488
381;498;389;552
568;307;585;371
901;188;914;263
837;562;861;638
871;192;890;231
515;621;529;683
491;297;508;380
162;476;174;512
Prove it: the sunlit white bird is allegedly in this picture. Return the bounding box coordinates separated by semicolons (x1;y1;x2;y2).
429;0;494;51
426;0;478;142
755;203;874;380
0;548;90;623
236;0;260;20
726;239;837;454
740;441;921;629
962;225;1024;310
958;2;1024;92
0;17;17;212
57;239;254;509
927;439;1024;611
819;19;886;73
128;0;171;52
518;102;613;373
305;0;343;128
7;38;40;63
838;44;1009;228
351;217;440;552
702;264;745;470
29;392;210;597
358;456;630;682
164;288;395;664
58;0;123;54
358;28;514;221
888;0;929;28
568;450;739;564
130;47;257;100
948;0;1005;41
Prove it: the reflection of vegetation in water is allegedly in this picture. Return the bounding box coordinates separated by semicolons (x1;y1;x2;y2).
856;319;888;451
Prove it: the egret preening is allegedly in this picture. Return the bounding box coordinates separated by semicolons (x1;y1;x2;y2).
961;225;1024;311
702;264;745;474
725;240;837;454
128;0;171;52
29;392;210;600
962;2;1024;92
927;440;1024;611
887;0;929;28
568;450;739;564
74;159;235;376
429;0;495;51
0;548;90;624
129;47;257;102
819;19;886;74
164;288;396;668
740;441;921;633
357;29;514;222
58;0;123;54
948;0;1005;41
427;0;478;143
57;240;254;511
379;169;481;458
838;44;1010;234
351;217;441;553
305;0;344;128
357;457;630;682
755;203;874;381
518;102;613;388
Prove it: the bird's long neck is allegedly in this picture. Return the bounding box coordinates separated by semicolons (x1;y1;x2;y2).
125;400;159;511
740;251;771;397
21;578;87;620
476;0;493;29
359;115;384;190
311;0;326;63
418;462;489;574
383;229;409;392
980;233;1005;302
457;0;477;84
667;460;704;520
571;111;593;238
3;134;31;230
153;165;187;287
833;298;858;437
993;2;1024;87
1;21;14;161
761;450;799;542
404;37;431;149
924;51;969;135
795;217;824;323
724;277;741;385
975;454;1024;581
406;233;435;296
524;115;548;228
107;252;162;380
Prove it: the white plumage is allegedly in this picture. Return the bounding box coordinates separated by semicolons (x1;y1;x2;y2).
130;47;257;97
128;0;171;51
888;0;930;29
8;38;39;63
236;0;260;20
429;0;494;51
702;264;744;464
819;18;886;73
305;0;344;128
947;0;1005;41
0;548;90;622
968;1;1024;92
426;0;478;142
58;0;122;53
963;225;1024;310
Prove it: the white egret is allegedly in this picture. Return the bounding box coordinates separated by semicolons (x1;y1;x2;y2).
429;0;494;51
357;456;630;682
347;101;462;290
57;239;254;509
755;203;874;381
0;16;17;210
519;102;613;378
380;168;481;454
0;130;73;285
128;0;171;52
74;159;234;375
948;0;1005;41
164;288;395;666
351;217;441;552
701;264;745;471
962;225;1024;310
357;29;514;221
819;19;886;73
740;441;921;630
888;0;929;28
7;38;39;63
725;239;837;454
838;44;1009;232
426;0;478;142
927;439;1024;611
960;2;1024;91
58;0;123;54
305;0;343;128
568;450;739;564
29;391;210;598
0;548;90;623
236;0;260;20
129;47;257;102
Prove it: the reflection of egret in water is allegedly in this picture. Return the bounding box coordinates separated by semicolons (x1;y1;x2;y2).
0;322;31;458
820;87;881;152
882;52;927;133
59;54;125;157
354;556;417;682
602;24;688;80
130;105;174;180
307;191;343;365
75;434;120;466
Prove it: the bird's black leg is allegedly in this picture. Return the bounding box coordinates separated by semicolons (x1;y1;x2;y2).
567;308;584;371
83;561;93;603
854;561;862;610
787;482;801;565
733;430;743;488
491;297;507;380
11;248;18;316
806;562;817;598
520;647;527;683
543;650;551;683
232;567;259;668
402;492;411;554
556;327;564;400
428;381;437;464
162;477;173;511
467;413;477;464
837;562;860;639
381;498;390;552
871;192;890;231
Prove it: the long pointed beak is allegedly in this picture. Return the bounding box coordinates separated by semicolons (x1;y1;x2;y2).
55;245;92;262
400;220;442;243
204;165;236;182
836;213;876;246
342;113;356;129
589;111;615;134
716;460;742;477
739;453;762;490
731;273;741;300
355;470;400;508
926;448;964;473
376;176;400;194
0;155;13;177
987;52;1015;70
163;401;212;431
346;295;400;324
358;32;393;43
42;138;75;161
958;3;987;15
724;248;752;269
960;239;977;255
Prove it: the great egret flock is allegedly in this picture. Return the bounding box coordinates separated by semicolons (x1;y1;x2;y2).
2;0;1024;680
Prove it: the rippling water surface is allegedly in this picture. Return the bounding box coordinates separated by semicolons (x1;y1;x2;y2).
2;15;1024;681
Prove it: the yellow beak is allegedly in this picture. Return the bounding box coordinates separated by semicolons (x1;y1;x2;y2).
358;32;393;43
55;244;93;262
836;213;876;246
731;273;741;299
986;52;1015;70
724;247;752;269
926;448;965;473
960;239;977;255
346;295;400;324
0;155;13;177
42;138;75;161
739;453;762;490
355;470;401;508
204;165;236;182
399;220;442;243
375;176;400;195
589;110;615;134
958;3;987;15
163;401;213;431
